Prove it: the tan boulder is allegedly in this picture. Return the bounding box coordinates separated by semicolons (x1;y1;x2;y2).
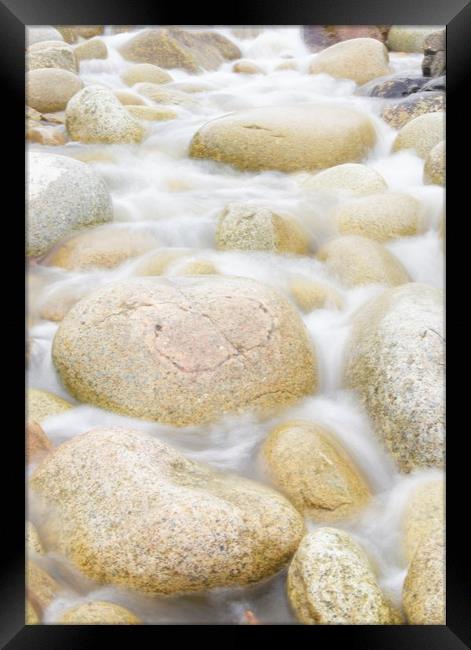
56;26;104;43
289;278;342;312
392;112;445;158
27;561;62;612
52;277;317;425
27;68;83;113
133;248;189;276
190;105;376;173
126;105;177;121
262;421;371;521
300;163;387;196
387;26;443;53
74;38;108;61
317;235;409;287
287;528;400;624
233;60;265;74
26;123;67;146
177;260;218;275
135;83;193;106
424;140;445;185
57;601;141;624
309;38;391;85
403;535;445;624
27;388;73;422
27;41;78;73
216;203;310;254
403;478;445;561
26;600;40;624
114;90;145;105
26;421;52;464
30;427;305;595
344;283;444;472
332;192;423;242
121;63;173;86
27;27;64;46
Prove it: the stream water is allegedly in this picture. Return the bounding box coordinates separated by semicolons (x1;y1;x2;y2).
27;26;444;624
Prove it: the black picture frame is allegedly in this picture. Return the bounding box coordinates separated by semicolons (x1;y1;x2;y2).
4;0;467;647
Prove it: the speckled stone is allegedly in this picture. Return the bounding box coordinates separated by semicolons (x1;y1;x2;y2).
30;427;305;595
392;112;445;158
262;421;371;521
57;601;141;624
332;192;423;242
27;152;113;257
27;561;62;612
422;30;446;77
27;388;73;422
52;277;317;425
300;163;387;196
287;528;400;624
309;38;391;85
424;140;445;185
381;92;445;129
317;235;409;287
74;38;108;61
359;73;430;98
44;225;159;271
27;41;78;73
56;26;104;43
26;599;40;624
289;278;342;312
26;421;52;464
387;26;443;53
190;105;376;173
344;283;444;472
26;522;45;555
126;105;177;121
27;68;83;113
216;203;310;254
403;478;445;561
135;83;193;106
403;534;445;624
27;27;64;46
66;85;145;144
121;63;173;86
233;60;265;74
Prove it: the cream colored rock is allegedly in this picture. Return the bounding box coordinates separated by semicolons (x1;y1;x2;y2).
233;60;264;74
114;90;145;106
27;561;62;612
388;26;443;53
133;248;190;276
27;41;78;73
344;283;444;472
28;388;73;422
26;600;40;624
30;427;305;595
57;26;104;43
121;63;173;86
424;140;445;185
287;529;400;624
66;85;145;144
27;27;64;46
216;203;310;254
26;522;45;555
27;68;83;113
403;535;445;624
289;277;342;312
26;123;67;146
301;163;387;196
275;60;298;71
135;83;193;106
52;277;317;425
332;192;423;242
126;105;177;121
45;225;159;271
392;112;445;159
262;421;370;521
403;478;445;561
26;422;52;464
58;601;141;624
309;38;391;85
74;38;108;61
177;260;218;275
190;105;376;173
317;235;409;287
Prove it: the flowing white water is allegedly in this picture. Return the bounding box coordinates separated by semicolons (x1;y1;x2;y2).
27;26;444;624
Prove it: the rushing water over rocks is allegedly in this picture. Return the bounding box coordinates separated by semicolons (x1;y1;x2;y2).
27;26;445;624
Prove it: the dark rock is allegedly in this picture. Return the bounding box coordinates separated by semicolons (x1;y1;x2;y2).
359;73;430;98
422;30;445;77
421;76;446;92
381;92;445;129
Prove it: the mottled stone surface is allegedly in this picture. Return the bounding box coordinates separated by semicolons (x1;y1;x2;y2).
27;27;64;46
190;105;376;173
403;478;445;562
66;85;145;144
52;276;317;425
317;235;409;287
233;60;265;74
332;192;422;242
30;427;305;595
26;521;45;555
289;278;342;312
360;73;429;98
424;140;445;185
74;38;108;61
392;111;445;158
27;561;62;612
26;600;40;624
403;534;445;624
300;163;387;196
126;105;177;121
27;41;78;73
121;63;173;86
422;30;446;77
27;152;113;257
216;203;310;254
309;38;391;85
57;601;141;624
45;225;159;271
135;83;193;106
421;75;446;92
27;68;83;113
381;92;445;129
26;422;52;464
56;26;104;43
27;388;73;422
303;26;389;52
387;26;443;53
262;422;370;521
287;529;400;624
344;283;444;472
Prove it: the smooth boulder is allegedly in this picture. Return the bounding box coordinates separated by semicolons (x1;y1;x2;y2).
289;278;342;312
27;27;64;46
52;276;317;425
402;535;445;624
121;63;173;86
74;38;108;61
27;152;113;257
403;478;445;561
190;105;376;173
30;427;305;595
344;283;444;472
287;528;400;624
387;26;443;53
27;41;78;73
422;30;446;77
27;68;83;113
300;163;387;196
27;388;73;422
424;140;445;185
66;85;145;144
392;111;445;158
309;38;391;85
57;602;141;624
